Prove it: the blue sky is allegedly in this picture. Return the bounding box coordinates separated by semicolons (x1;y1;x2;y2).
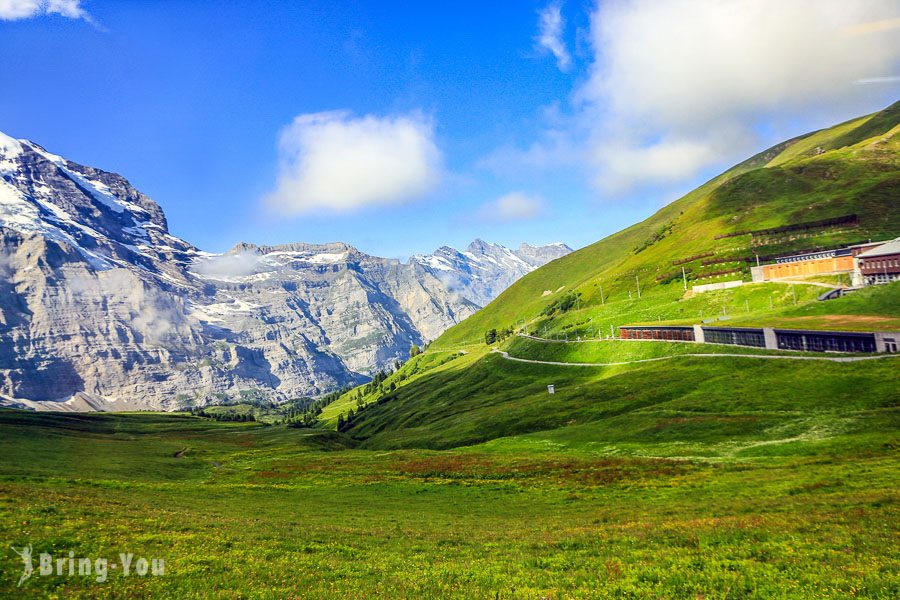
1;1;898;258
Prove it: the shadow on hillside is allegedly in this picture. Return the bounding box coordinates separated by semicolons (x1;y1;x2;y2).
336;351;899;452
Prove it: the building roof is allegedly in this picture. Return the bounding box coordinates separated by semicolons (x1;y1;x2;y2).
846;240;889;249
774;248;848;263
857;238;900;259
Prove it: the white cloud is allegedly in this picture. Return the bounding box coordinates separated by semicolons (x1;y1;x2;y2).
592;130;746;193
582;0;900;129
476;192;546;223
536;2;572;72
579;0;900;191
264;111;442;216
0;0;87;20
191;251;262;279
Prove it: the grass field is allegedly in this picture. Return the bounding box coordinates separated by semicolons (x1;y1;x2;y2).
0;407;897;598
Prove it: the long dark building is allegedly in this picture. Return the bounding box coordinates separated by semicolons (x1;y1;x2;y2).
619;325;897;353
619;326;694;341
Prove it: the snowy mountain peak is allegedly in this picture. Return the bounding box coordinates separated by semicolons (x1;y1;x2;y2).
0;135;200;288
466;238;497;252
411;239;572;307
0;131;24;164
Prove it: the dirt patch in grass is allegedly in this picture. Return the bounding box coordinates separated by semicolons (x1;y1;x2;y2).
394;455;692;486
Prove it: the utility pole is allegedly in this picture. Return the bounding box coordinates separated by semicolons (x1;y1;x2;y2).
635;275;641;299
600;285;605;305
682;266;688;290
609;324;614;338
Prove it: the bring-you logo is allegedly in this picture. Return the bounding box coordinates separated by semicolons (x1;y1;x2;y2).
10;545;164;587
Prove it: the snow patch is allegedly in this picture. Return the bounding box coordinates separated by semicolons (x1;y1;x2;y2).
0;179;41;229
0;132;24;173
188;297;261;323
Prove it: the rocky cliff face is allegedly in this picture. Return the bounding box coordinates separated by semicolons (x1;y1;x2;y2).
0;132;569;411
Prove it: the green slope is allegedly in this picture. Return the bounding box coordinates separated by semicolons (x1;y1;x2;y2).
323;102;900;448
434;100;900;348
333;349;898;451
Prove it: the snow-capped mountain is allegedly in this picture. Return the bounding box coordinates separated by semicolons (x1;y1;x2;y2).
0;131;568;411
412;239;571;307
0;132;198;280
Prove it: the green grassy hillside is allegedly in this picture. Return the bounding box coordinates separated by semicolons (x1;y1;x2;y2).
433;101;900;348
333;345;898;451
1;406;897;597
322;104;900;439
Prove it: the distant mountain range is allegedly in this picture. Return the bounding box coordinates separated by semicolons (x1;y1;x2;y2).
0;131;570;411
412;239;571;307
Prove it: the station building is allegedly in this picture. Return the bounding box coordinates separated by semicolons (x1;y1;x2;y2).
749;238;897;286
855;238;900;286
750;248;853;281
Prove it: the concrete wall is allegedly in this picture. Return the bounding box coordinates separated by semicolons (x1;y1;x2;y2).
763;327;777;350
875;332;900;353
693;324;705;344
692;280;744;294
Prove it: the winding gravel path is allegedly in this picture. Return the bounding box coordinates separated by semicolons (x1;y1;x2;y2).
491;348;895;368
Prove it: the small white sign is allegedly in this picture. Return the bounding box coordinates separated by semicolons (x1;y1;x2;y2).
547;385;555;394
